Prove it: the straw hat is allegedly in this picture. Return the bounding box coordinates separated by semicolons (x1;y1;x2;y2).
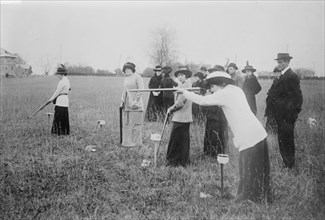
174;65;192;78
122;62;136;73
206;70;234;86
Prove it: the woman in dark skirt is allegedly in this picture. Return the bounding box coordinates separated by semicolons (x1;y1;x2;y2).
176;68;271;203
166;66;193;167
48;64;71;135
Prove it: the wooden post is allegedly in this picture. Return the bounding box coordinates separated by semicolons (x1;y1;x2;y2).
151;134;161;168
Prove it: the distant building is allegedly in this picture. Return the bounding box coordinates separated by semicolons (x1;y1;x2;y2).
0;48;32;77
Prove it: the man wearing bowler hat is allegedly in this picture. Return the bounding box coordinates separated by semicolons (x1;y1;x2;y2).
199;66;209;79
226;63;244;88
265;53;303;169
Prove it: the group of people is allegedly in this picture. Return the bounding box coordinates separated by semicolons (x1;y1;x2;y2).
48;52;303;204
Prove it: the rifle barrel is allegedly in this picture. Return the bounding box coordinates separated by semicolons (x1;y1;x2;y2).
128;87;202;92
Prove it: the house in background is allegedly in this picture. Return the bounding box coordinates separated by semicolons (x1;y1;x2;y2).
0;48;32;77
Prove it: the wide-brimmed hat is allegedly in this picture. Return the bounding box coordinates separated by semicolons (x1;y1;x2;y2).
227;63;238;70
275;53;293;61
199;66;208;72
242;64;256;73
122;62;136;73
162;66;172;75
55;64;68;75
208;64;225;73
174;65;192;78
153;65;162;72
194;72;205;80
206;71;234;86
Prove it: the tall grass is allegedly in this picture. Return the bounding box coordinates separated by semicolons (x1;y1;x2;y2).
1;76;324;219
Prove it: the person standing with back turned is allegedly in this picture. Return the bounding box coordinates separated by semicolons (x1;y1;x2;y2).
48;64;71;136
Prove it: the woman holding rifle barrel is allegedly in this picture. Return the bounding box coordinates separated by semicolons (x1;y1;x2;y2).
48;64;71;135
175;67;271;203
120;62;144;147
165;65;193;167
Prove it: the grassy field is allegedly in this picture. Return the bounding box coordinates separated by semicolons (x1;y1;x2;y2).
1;76;324;219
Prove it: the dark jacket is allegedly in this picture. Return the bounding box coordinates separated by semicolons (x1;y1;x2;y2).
242;74;262;115
265;68;303;122
192;79;207;96
265;77;279;117
145;74;163;121
160;76;178;107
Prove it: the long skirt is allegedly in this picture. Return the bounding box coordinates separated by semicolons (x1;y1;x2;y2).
122;111;143;147
166;122;190;167
203;119;228;156
145;94;164;122
235;139;272;203
51;106;70;135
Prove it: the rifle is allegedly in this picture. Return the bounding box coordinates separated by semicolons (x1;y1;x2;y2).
29;101;51;118
119;102;124;144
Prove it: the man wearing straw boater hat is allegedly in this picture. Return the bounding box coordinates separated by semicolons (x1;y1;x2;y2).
265;53;303;169
145;65;164;122
175;66;271;203
48;64;71;135
242;62;261;115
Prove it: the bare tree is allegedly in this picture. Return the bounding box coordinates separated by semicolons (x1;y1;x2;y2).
149;25;178;66
41;56;54;76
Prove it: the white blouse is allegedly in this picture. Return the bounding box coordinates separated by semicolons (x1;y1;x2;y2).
49;76;70;107
183;84;267;151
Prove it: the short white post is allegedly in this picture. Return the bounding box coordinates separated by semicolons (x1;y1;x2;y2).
150;134;161;168
217;154;229;198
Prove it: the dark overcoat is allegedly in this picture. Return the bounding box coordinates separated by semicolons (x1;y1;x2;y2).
266;68;303;122
242;74;262;115
160;76;178;109
265;68;303;168
145;74;163;121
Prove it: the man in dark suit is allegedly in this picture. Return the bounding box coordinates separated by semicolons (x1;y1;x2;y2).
265;53;303;168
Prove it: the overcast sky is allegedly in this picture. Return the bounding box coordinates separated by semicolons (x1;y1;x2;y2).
1;0;324;75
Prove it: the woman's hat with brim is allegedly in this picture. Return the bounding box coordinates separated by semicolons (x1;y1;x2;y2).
55;64;68;75
208;65;225;73
242;64;256;73
174;65;192;78
194;72;205;80
162;66;172;75
227;63;238;70
275;53;293;61
206;71;234;86
122;62;136;73
153;65;162;72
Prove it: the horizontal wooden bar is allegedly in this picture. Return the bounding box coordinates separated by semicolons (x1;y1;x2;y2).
127;87;202;92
